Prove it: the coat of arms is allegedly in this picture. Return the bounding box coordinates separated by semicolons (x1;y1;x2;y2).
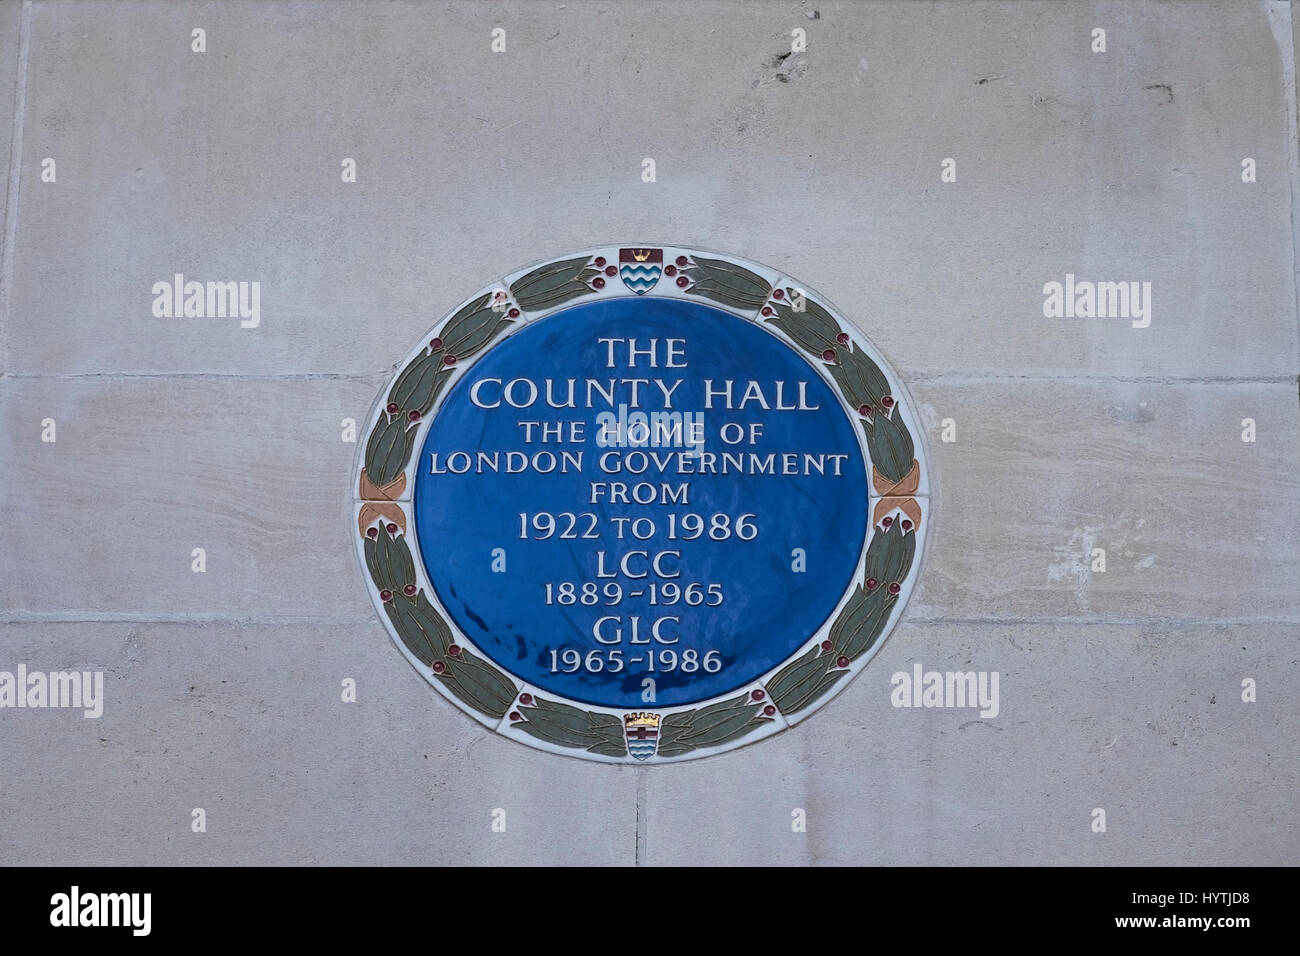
624;712;661;760
619;248;663;294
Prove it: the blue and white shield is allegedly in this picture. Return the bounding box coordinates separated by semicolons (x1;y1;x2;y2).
619;248;663;295
624;713;661;760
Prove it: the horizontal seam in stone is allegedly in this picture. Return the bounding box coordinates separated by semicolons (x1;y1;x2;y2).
0;613;376;626
1;613;1295;628
904;615;1300;627
0;371;382;381
903;372;1299;386
0;371;1295;386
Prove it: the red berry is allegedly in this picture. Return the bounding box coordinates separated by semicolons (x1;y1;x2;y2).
386;522;398;534
448;644;462;657
519;693;534;706
594;256;606;267
432;661;446;674
901;519;913;531
822;348;836;362
664;265;677;277
407;410;420;422
675;255;688;267
443;355;457;366
882;395;894;407
836;656;850;669
604;265;617;277
763;704;776;717
386;402;400;415
750;689;765;702
676;276;688;288
772;288;784;299
821;640;834;652
593;277;606;289
836;332;850;346
508;308;520;318
379;589;393;602
888;582;901;594
761;306;774;316
882;516;893;528
402;584;417;597
858;404;872;417
365;526;379;539
866;577;878;590
509;710;521;721
430;337;443;350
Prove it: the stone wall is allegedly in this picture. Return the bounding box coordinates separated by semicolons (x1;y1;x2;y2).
0;0;1296;864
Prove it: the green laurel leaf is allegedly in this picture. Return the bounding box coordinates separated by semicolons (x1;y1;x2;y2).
656;692;771;757
765;645;832;707
510;256;601;312
766;292;915;485
767;519;917;716
437;648;517;719
513;697;628;756
385;591;453;667
682;255;772;311
363;295;514;488
388;350;451;416
364;520;516;719
363;415;418;492
830;587;894;662
778;669;847;715
363;522;416;594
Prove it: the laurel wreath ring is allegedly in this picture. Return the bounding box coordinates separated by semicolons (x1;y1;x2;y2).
355;252;923;760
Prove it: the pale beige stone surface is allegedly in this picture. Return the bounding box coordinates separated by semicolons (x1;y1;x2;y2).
0;621;638;865
0;0;25;373
643;620;1298;866
0;0;1296;865
1;0;1294;378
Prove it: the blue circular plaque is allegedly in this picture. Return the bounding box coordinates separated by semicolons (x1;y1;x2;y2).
355;247;928;762
414;297;867;707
